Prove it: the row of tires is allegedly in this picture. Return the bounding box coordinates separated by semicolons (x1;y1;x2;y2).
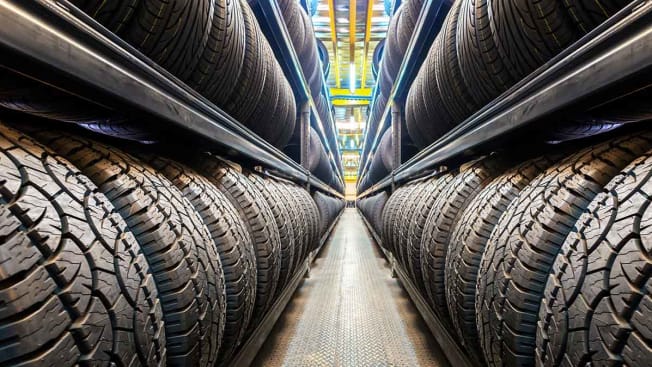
0;0;297;149
362;0;423;166
405;0;634;149
0;120;343;366
277;0;341;180
360;129;652;366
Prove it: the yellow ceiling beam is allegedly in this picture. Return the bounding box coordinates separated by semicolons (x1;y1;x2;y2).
330;88;373;96
332;99;369;107
328;0;340;88
361;0;374;87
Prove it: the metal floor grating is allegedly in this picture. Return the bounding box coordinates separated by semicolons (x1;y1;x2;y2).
253;209;450;367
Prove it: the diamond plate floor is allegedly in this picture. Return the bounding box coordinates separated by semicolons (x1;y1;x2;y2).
253;209;450;367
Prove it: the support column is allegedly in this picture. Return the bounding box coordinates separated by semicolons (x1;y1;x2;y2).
300;101;311;190
390;100;402;191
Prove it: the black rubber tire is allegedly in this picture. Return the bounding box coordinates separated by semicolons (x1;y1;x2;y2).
278;0;306;61
435;0;478;124
187;0;246;107
382;183;415;257
392;183;425;270
421;156;507;320
395;180;431;272
445;155;557;364
536;149;652;367
380;185;405;252
70;0;140;34
488;0;580;83
562;0;631;34
407;173;454;287
457;0;516;107
225;1;267;126
197;158;281;330
301;187;322;248
121;0;212;81
248;173;296;296
270;179;307;270
37;133;226;367
477;133;652;367
140;155;257;364
0;123;166;366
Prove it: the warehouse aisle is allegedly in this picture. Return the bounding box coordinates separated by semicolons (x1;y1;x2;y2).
253;208;449;366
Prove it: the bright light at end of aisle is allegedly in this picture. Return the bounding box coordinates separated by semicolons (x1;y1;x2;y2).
349;63;355;93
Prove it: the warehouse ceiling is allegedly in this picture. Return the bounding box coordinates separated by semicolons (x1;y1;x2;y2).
310;0;389;195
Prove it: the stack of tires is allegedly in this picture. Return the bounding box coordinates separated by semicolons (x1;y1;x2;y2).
357;191;389;235
358;128;395;193
278;0;340;166
312;191;346;237
375;129;652;366
0;0;297;149
406;0;637;149
0;120;332;366
363;0;424;161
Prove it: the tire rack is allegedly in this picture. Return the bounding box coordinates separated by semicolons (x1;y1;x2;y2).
227;208;345;367
0;0;344;198
356;0;652;199
252;0;345;182
357;208;478;367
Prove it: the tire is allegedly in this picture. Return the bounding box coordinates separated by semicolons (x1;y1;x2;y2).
476;133;652;367
188;0;246;107
445;155;557;364
380;185;406;252
562;0;631;34
396;180;430;271
436;0;478;124
248;173;296;296
536;149;652;367
489;0;580;83
270;179;307;270
37;132;226;367
421;156;507;319
140;155;257;364
0;123;166;366
226;1;267;125
382;184;414;257
301;187;322;248
407;173;454;287
457;0;515;107
197;158;281;330
121;0;212;81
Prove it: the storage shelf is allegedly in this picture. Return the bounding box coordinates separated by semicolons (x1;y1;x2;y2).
357;0;652;199
0;0;343;197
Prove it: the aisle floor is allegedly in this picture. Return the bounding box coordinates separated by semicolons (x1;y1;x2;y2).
253;209;450;367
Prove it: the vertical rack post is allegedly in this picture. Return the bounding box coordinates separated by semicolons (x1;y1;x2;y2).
300;100;311;169
390;100;402;192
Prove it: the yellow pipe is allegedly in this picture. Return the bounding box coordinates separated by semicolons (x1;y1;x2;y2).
361;0;374;87
327;0;340;88
349;0;356;91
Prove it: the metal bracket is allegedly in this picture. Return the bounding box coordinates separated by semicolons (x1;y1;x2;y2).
300;100;311;170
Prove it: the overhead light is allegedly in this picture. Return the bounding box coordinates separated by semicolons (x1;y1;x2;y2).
349;63;355;93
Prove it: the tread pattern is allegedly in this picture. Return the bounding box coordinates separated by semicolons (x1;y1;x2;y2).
198;158;281;330
407;174;454;287
270;179;307;271
421;157;506;319
248;173;296;296
141;155;256;364
122;0;212;80
445;155;556;363
562;0;631;34
536;149;652;367
36;132;225;367
477;134;652;366
489;0;579;82
0;123;166;366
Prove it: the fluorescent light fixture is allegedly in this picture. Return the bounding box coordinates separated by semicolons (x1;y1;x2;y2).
349;63;355;93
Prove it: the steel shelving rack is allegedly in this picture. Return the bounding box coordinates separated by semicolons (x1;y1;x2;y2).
356;0;652;199
0;0;345;198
